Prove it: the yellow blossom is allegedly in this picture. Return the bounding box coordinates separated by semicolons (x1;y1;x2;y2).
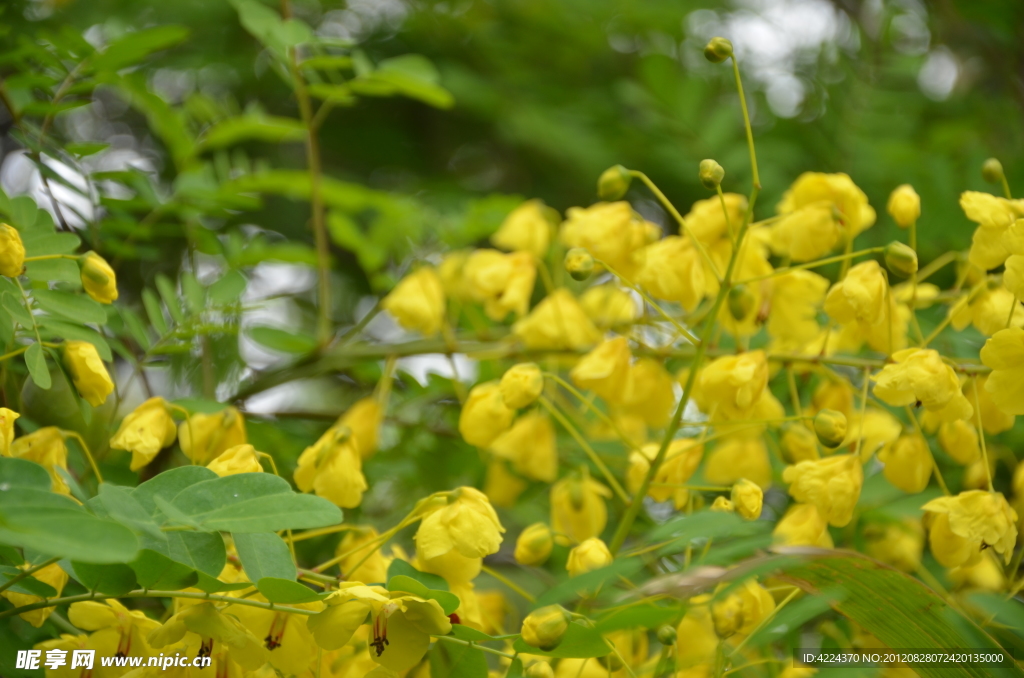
79;251;118;304
878;435;932;494
294;426;367;508
937;420;980;465
618;358;676;429
824;260;886;326
767;271;830;350
492;199;554;257
339;397;383;460
965;375;1015;434
872;348;973;421
566;537;612;577
710;496;734;512
570;337;631;404
778;172;876;237
887;185;920;228
476;590;508;636
110;397;177;471
579;285;637;327
810;380;854;419
439;250;472;301
685;193;747;246
783;454;862;527
731;479;763;520
550;474;611;545
951;285;1024;336
336;526;391;584
206;443;262;477
382;267;446;336
68;598;160;659
463;249;537;320
923;490;1018;566
636;236;706;310
521;605;570;651
515;523;554;566
704;434;772;488
773;503;833;548
844;408;902;461
779;424;819;463
0;223;25;277
0;407;19;456
489;411;557;483
500;363;544;409
626;438;703;508
63;340;114;407
11;427;70;494
560;202;657;281
484;458;528;507
513;289;602;350
675;595;717;669
770;202;840;262
980;327;1024;415
949;556;1006;592
863;520;924;573
694;350;769;421
415;486;504;560
148;602;267;670
960;191;1024;270
178;407;247;465
416;548;481;586
1;562;67;627
459;381;515;447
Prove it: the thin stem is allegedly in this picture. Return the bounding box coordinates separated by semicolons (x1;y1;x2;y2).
716;184;735;243
971;378;995;492
543;372;640;450
23;254;80;263
61;430;103;485
0;557;60;596
921;295;970;348
731;56;759;190
433;634;516;659
481;564;535;603
597;258;700;345
1007;296;1019;329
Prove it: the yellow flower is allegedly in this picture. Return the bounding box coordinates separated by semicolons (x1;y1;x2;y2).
636;236;706;310
513;288;602;350
438;250;472;301
339;397;383;460
949;557;1006;592
463;249;537;320
492;199;554;257
566;537;612;577
206;443;262;477
579;285;637;327
951;284;1024;336
11;427;70;494
415;487;504;560
148;603;268;670
550;474;611;545
68;598;160;658
416;546;482;586
863;520;923;573
779;424;819;463
1;562;67;627
617;358;676;430
515;523;554;566
810;380;854;419
500;363;544;409
0;223;25;277
337;527;391;584
489;411;558;483
769;202;840;262
694;350;769;421
0;407;19;456
783;454;862;527
731;479;763;520
845;408;903;461
887;185;920;228
63;340;114;407
521;605;570;651
382;267;446;336
778;172;876;237
773;503;833;548
459;381;515;447
704;434;772;488
294;427;367;508
824;260;886;326
79;251;118;303
710;496;734;513
34;634;94;678
675;595;717;669
570;337;631;404
960;191;1024;270
767;271;830;350
877;435;932;494
924;490;1017;566
476;590;508;636
965;374;1015;434
872;348;973;421
484;458;528;508
714;579;775;637
685;193;747;246
937;420;980;465
178;407;247;464
626;438;703;509
560;202;657;281
812;409;847;449
980;327;1024;415
109;397;177;471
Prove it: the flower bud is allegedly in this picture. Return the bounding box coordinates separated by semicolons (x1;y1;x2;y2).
500;363;544;409
710;594;743;639
709;496;734;513
727;284;756;321
514;522;554;566
884;241;918;278
886;185;920;228
704;37;733;63
982;158;1005;184
564;248;595;281
656;624;677;646
525;663;554;678
597;165;632;201
521;605;571;651
79;252;118;303
730;478;763;520
566;537;612;577
699;159;725;190
63;340;114;407
0;224;25;278
813;409;847;449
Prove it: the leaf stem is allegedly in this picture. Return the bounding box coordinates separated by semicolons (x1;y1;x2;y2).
481;564;535;603
0;557;60;596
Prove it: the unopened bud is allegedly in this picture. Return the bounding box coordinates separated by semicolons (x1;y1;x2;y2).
79;251;118;304
500;363;544;409
884;241;919;278
886;184;920;228
521;605;571;651
711;594;743;639
730;478;763;520
564;248;594;281
525;663;554;678
704;37;734;63
699;159;725;190
710;496;734;513
813;409;848;449
597;165;632;201
656;624;677;646
727;284;756;321
514;522;554;567
982;158;1005;184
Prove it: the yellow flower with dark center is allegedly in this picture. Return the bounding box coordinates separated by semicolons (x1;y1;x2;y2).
570;337;631;404
773;503;833;548
178;407;247;465
499;363;544;409
463;249;537;320
459;381;515;448
63;340;114;407
514;523;554;566
147;602;267;670
626;438;704;509
783;454;862;527
923;491;1018;565
110;397;177;471
878;435;932;494
206;443;262;477
294;426;366;508
11;427;70;494
79;251;118;303
872;347;973;421
0;406;19;456
489;411;557;483
0;224;25;277
415;486;504;560
1;562;67;627
550;473;611;545
382;267;446;336
68;598;160;659
566;537;612;577
491;199;554;257
778;172;876;237
231;595;323;676
512;289;602;350
636;236;707;310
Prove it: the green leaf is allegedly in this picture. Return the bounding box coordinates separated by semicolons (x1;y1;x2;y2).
25;258;81;284
24;343;51;390
20;231;80;257
90;484;165;540
0;565;58;597
198;114;306;151
142;288;169;335
430;635;488;678
387;558;449;592
534;558;643;608
234;532;296;582
7;196;39;229
92;25;190;72
595;603;683;633
512;621;609;659
208;270;248;304
301;55;353;71
386;574;460;615
169;472;343;533
256;577;328;603
33;289;107;325
3;291;34;328
155;274;185;324
71;561;139;595
130;549;199;590
228;0;312;58
0;456;52;490
351;55;454;109
449;625;498;642
248;326;317;354
38;318;112;361
132;466;218;516
180;272;205;315
66;143;110;157
194;572;252;593
139;530;226;578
